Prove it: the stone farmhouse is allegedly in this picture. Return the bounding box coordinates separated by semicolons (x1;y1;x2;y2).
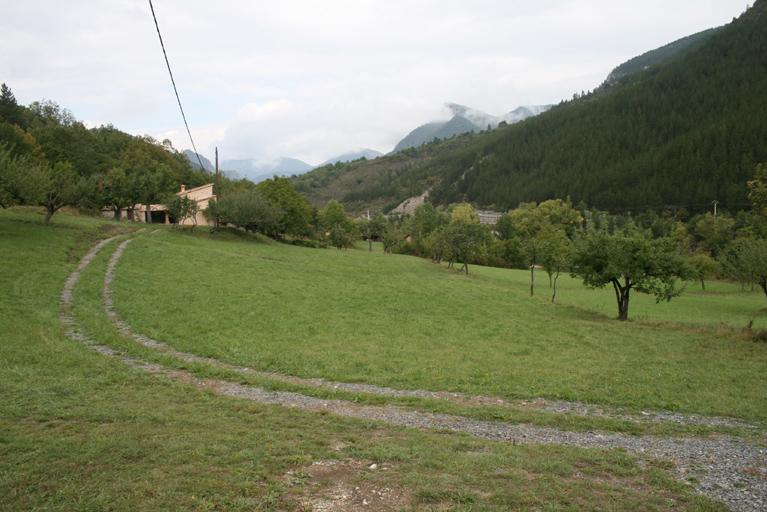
103;183;216;226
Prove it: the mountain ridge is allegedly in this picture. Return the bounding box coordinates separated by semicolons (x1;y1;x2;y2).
390;103;552;154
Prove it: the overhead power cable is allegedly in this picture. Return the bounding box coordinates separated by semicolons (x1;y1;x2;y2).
148;0;206;172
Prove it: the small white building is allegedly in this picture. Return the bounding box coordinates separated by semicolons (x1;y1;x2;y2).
476;210;503;225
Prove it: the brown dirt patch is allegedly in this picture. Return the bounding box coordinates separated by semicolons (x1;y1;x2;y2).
284;459;410;512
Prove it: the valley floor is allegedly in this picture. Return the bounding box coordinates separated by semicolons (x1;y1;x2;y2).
60;229;767;512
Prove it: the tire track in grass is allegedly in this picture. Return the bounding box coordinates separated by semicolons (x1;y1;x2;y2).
64;237;767;512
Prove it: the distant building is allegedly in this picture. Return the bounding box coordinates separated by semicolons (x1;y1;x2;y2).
476;210;502;225
102;183;216;226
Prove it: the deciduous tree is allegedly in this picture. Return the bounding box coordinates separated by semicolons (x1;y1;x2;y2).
569;223;691;321
721;238;767;301
206;193;282;235
256;176;316;236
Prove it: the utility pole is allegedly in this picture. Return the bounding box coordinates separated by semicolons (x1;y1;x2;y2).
215;147;220;229
215;147;219;201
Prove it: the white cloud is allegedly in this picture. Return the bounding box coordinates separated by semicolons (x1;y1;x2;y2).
0;0;750;166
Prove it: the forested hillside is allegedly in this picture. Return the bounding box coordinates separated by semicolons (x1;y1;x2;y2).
306;2;766;215
290;129;489;213
601;27;723;86
426;2;767;213
0;86;250;222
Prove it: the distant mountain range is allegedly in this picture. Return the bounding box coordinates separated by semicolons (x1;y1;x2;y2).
184;150;386;183
183;150;214;173
390;103;553;154
184;103;548;184
314;148;384;168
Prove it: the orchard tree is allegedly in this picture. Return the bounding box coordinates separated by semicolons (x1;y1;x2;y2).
381;222;404;254
359;212;386;252
537;224;570;302
319;199;357;245
444;221;491;274
208;192;282;235
687;250;720;291
721;239;767;301
0;142;30;207
692;212;735;258
0;137;94;223
328;226;355;249
437;203;491;274
255;176;317;236
507;203;543;296
165;194;198;231
569;223;691;321
405;202;447;256
22;161;95;224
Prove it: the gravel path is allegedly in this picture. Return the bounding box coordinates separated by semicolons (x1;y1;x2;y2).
63;235;767;512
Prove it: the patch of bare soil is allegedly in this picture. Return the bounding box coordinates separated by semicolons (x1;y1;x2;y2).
284;459;410;512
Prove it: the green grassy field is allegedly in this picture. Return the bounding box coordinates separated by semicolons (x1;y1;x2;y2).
109;227;767;423
2;207;759;511
471;265;767;332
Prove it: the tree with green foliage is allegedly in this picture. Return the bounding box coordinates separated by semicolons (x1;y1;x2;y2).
692;213;735;258
748;163;767;216
328;226;355;250
507;203;542;296
381;222;404;254
256;176;317;236
358;212;386;252
114;137;175;223
319;199;356;245
536;224;570;302
0;84;25;128
0;142;30;208
443;221;491;274
720;238;767;300
165;194;199;231
206;192;282;235
501;199;581;296
440;203;491;274
26;161;95;224
569;223;691;321
687;250;720;291
404;202;447;256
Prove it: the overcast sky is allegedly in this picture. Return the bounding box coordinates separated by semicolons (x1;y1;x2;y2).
0;0;750;167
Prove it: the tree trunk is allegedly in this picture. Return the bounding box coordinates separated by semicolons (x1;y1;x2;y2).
43;207;55;224
612;279;630;321
551;272;560;303
530;265;535;297
701;279;706;292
